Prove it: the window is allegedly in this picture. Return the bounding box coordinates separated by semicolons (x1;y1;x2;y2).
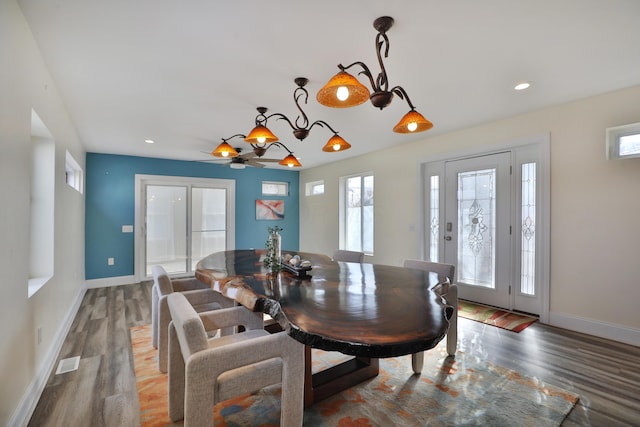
520;162;536;295
606;122;640;159
340;174;373;255
65;150;84;193
262;181;288;196
305;180;325;196
428;175;440;262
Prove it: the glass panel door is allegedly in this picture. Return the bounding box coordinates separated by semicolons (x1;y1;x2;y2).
191;187;227;271
146;185;188;275
444;152;512;308
139;176;234;279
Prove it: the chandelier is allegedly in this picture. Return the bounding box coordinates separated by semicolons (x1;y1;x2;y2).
316;16;433;134
245;78;351;153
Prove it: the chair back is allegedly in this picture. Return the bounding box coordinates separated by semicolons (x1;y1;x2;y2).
403;259;456;283
152;264;174;295
333;249;364;263
167;293;209;360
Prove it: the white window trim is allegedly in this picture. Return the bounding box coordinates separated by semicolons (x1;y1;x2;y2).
262;180;289;196
65;150;84;193
606;122;640;159
339;172;374;256
305;180;325;196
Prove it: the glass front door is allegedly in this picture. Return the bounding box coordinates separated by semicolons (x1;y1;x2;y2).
444;152;512;308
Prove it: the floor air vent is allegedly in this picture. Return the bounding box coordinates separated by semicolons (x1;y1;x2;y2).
55;356;80;374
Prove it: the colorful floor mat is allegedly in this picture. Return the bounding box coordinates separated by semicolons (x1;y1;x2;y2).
458;300;538;332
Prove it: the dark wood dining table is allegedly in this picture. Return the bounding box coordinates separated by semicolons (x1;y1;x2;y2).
195;249;452;406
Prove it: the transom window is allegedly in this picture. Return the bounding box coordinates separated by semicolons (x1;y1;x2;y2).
607;122;640;159
262;181;288;196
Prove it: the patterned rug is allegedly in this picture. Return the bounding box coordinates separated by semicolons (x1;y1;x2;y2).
132;324;578;426
458;300;539;332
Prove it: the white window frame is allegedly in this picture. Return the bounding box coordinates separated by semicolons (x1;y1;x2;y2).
606;122;640;159
339;173;374;256
262;180;288;196
305;180;325;196
65;150;84;193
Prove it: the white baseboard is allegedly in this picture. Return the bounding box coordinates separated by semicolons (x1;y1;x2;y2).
549;311;640;347
85;275;136;289
10;285;87;427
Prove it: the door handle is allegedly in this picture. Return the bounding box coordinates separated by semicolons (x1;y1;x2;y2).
444;236;452;241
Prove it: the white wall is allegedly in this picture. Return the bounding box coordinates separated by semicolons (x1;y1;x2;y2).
0;1;86;425
300;85;640;342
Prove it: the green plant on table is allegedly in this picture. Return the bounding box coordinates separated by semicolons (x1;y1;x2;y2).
264;226;283;273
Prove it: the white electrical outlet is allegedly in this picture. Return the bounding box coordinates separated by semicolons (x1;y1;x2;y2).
108;257;115;266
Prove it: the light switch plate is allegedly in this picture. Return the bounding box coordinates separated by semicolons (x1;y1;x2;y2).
122;225;133;233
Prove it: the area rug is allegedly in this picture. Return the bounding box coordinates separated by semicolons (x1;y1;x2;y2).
458;300;539;332
132;324;577;426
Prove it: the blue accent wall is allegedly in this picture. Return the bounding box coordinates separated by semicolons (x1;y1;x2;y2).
85;153;299;280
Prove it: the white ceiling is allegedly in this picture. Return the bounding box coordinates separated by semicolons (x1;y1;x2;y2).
17;0;640;169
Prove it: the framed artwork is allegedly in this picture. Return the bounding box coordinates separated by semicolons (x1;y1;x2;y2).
256;199;285;220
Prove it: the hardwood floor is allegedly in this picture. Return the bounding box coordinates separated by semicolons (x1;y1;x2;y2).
28;282;640;426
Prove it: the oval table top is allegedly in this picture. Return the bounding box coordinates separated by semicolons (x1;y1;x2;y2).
195;249;451;358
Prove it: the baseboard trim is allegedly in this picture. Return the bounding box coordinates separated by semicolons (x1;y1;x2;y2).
10;284;87;427
549;311;640;347
85;275;136;289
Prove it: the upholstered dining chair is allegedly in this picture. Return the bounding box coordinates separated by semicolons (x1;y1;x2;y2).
151;264;235;373
403;259;458;373
332;249;364;263
167;292;305;427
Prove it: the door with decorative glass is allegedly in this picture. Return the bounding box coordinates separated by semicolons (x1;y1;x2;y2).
424;143;547;316
443;152;512;308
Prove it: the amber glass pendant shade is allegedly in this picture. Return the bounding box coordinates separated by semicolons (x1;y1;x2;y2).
279;154;302;167
393;110;433;133
211;141;239;158
322;135;352;152
245;125;279;143
316;71;370;108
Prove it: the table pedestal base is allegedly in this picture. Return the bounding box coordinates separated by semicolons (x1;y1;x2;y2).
304;346;379;407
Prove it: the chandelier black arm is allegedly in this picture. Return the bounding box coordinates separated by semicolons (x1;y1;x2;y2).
308;119;340;135
374;31;391;92
267;141;295;155
339;61;379;92
222;133;247;142
390;85;417;110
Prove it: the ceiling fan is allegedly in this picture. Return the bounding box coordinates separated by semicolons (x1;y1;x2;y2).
201;134;302;169
200;145;282;169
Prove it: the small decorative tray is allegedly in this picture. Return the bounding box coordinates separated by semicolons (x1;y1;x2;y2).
280;262;312;278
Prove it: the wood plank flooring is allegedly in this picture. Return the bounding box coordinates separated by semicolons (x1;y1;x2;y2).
28;282;640;426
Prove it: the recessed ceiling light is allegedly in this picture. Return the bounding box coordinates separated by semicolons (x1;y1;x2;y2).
514;82;532;91
145;139;155;144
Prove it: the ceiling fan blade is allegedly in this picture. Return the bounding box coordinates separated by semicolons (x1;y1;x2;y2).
253;158;281;162
245;160;266;168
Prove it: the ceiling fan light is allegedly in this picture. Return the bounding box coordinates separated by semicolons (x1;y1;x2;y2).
316;71;370;108
229;162;245;170
393;110;433;134
211;141;239;158
322;135;352;152
279;154;302;168
245;125;278;144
